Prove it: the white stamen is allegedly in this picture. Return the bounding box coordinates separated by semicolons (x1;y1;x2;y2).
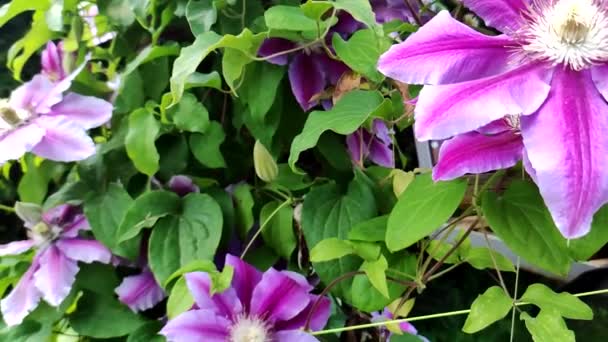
229;316;272;342
26;222;62;248
520;0;608;70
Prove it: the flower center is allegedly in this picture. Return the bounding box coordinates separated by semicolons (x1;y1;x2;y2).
0;99;33;133
229;316;271;342
521;0;608;70
27;222;62;247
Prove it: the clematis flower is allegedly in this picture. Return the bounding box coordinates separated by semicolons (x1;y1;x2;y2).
372;307;429;342
78;2;117;46
0;59;112;165
378;0;608;238
167;175;200;197
346;119;395;168
0;203;112;326
160;254;331;342
257;13;359;111
372;0;419;24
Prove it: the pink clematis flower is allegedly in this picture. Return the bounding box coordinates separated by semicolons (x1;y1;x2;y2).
378;0;608;238
0;56;112;165
372;307;430;342
115;267;165;313
0;203;112;326
160;254;331;342
41;41;71;82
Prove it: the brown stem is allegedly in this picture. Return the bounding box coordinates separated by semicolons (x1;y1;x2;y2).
403;0;422;26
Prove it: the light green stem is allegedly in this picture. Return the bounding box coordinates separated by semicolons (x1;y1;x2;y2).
311;288;608;336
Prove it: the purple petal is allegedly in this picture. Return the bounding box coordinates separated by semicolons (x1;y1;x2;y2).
399;321;419;334
224;254;262;311
160;309;231;342
330;12;362;37
184;272;243;318
368;138;395;168
288;53;325;111
0;240;35;257
9;75;59;114
250;268;311;323
313;53;349;85
0;260;41;326
276;294;331;331
43;205;78;226
258;38;297;65
60;214;90;238
0;123;45;165
591;64;608;102
41;41;66;81
462;0;527;33
33;245;79;306
521;68;608;239
378;11;515;85
115;270;165;312
414;63;553;140
346;130;365;165
433;130;523;181
476;118;512;135
48;93;112;129
31;116;96;162
55;238;112;264
372;119;391;145
275;330;320;342
168;175;200;197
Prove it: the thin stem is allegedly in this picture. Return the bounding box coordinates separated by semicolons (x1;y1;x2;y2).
427;262;462;281
0;204;15;213
312;288;608;336
240;198;292;259
403;0;422;26
510;257;521;342
483;229;509;295
240;0;247;29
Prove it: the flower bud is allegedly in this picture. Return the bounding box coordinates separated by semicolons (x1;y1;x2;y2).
253;140;278;183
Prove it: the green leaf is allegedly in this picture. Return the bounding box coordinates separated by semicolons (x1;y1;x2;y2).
122;43;181;77
260;201;296;259
386;174;467;252
117;190;182;242
185;71;223;91
85;184;140;260
148;194;223;285
519;283;593;320
463;286;512;334
170;29;264;105
426;240;461;264
348;215;388;242
289;90;384;172
240;62;285;121
190;121;226;168
168;92;210;134
521;310;575;342
125;108;161;176
464;247;515;272
186;0;217;35
18;158;54;204
330;0;383;36
361;255;389;298
302;172;377;302
264;5;318;31
309;238;354;262
232;183;255;238
114;71;145;114
69;292;145;338
126;321;165;342
8;11;56;80
0;0;50;28
253;140;279;183
170;31;222;105
482;180;571;276
333;29;389;83
167;277;194;319
350;241;381;261
300;1;333;21
569;204;608;260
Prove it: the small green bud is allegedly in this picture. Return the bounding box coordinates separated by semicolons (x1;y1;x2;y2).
32;222;50;235
253;140;278;183
0;107;21;126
